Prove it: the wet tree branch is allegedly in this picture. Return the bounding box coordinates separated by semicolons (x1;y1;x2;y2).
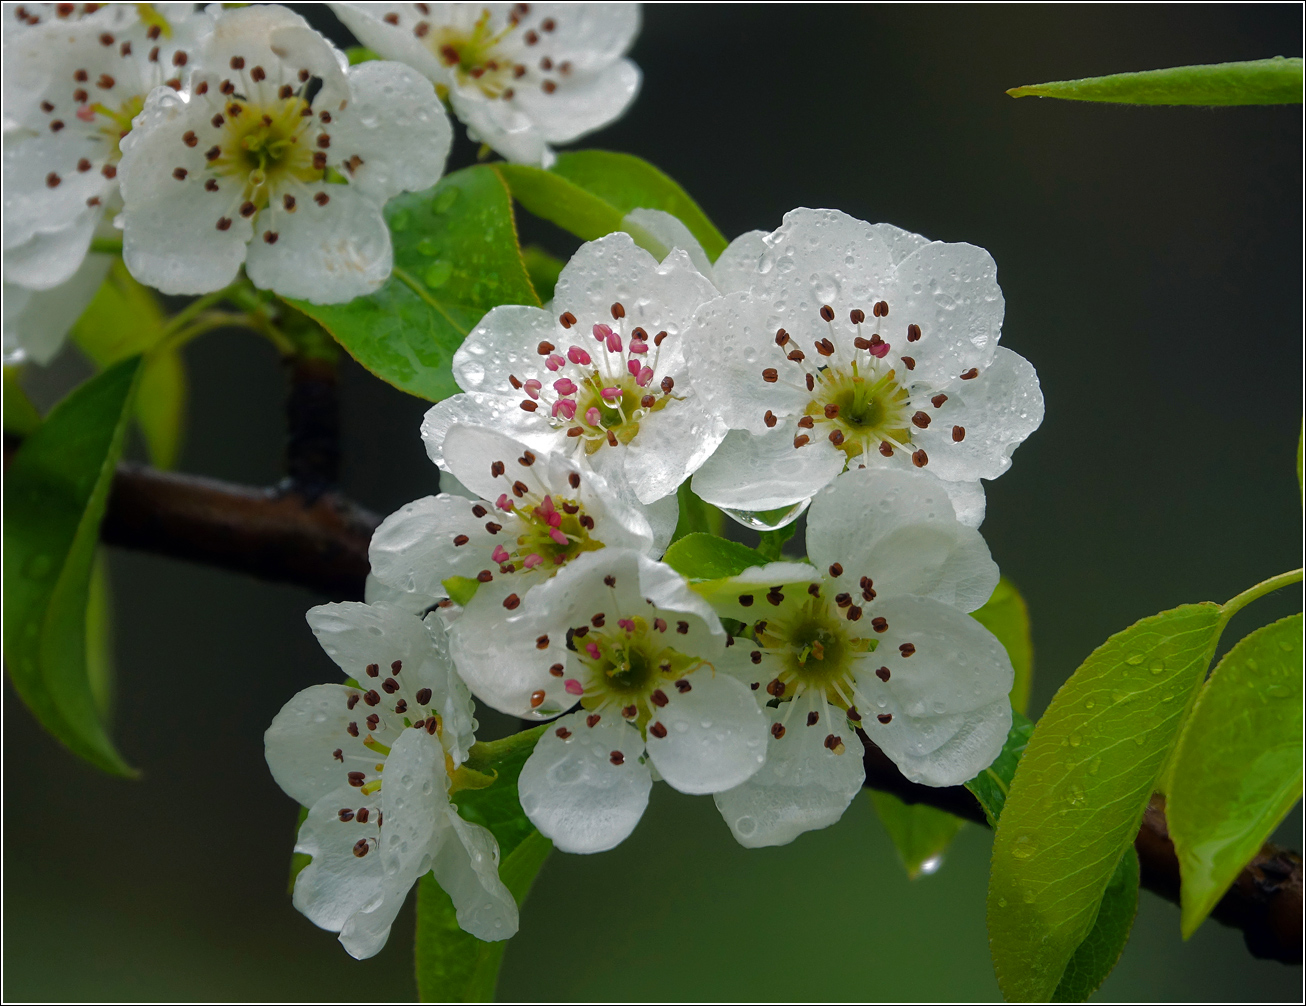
90;463;1303;965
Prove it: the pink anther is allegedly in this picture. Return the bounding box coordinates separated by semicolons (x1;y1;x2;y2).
545;353;566;371
496;493;514;511
869;342;890;359
592;323;613;342
523;378;541;399
492;545;510;563
567;346;591;365
629;339;649;355
565;678;584;695
601;386;622;400
522;553;544;569
605;332;622;353
552;398;577;420
585;407;602;426
75;104;96;122
553;377;577;396
584;642;600;660
618;618;636;632
549;528;569;546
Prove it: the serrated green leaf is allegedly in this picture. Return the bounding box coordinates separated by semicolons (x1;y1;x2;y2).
4;366;42;435
986;603;1224;1001
3;357;144;776
868;790;965;879
972;577;1034;714
1168;613;1304;938
415;830;551;1004
415;727;551;1003
521;245;564;303
1051;848;1140;1002
964;709;1034;826
662;532;766;581
497;150;727;261
291;166;539;403
1007;57;1303;105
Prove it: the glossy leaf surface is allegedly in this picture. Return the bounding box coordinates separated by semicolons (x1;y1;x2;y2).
662;532;767;581
1007;57;1303;105
1051;848;1140;1002
972;577;1034;714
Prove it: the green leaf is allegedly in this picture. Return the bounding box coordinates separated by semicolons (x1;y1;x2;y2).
134;349;187;469
346;45;380;65
497;150;727;261
868;790;965;879
4;366;42;435
291;166;539;402
986;603;1224;1001
84;549;114;723
3;357;144;776
669;481;721;546
442;576;482;609
1168;613;1304;938
521;245;564;303
415;830;552;1003
1006;57;1303;105
972;577;1034;714
415;727;551;1003
1051;848;1141;1002
757;523;798;562
964;709;1034;826
662;532;766;581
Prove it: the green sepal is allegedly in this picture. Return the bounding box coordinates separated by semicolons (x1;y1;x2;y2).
1007;57;1303;105
662;532;767;581
443;576;482;608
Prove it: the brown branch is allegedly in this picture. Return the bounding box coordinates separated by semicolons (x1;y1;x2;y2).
91;464;1301;964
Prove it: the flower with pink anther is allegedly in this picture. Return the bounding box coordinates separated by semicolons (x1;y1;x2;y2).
330;2;641;167
265;600;517;958
368;422;656;629
453;549;768;853
116;4;451;301
1;2;209;360
689;208;1043;528
421;231;724;509
696;467;1013;848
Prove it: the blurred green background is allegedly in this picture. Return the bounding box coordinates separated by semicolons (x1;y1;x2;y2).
5;4;1301;1001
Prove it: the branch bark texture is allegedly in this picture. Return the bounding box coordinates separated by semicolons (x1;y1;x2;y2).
95;463;1302;964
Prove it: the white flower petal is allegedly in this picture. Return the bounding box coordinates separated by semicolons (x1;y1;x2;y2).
623;208;713;282
202;6;348;108
621;388;724;504
692;424;844;512
689;560;822;623
2;251;110;365
292;783;384;933
517;709;652;854
265;682;370;808
807;467;998;612
433;814;519;942
245;185;392;303
644;670;767;794
885;240;1004;387
713;700;865;848
326;60;450;204
869;221;931;266
3;212;101;290
422;392;553;472
940;478;986;530
711;228;768;294
854;594;1013;786
307;600;431;680
2;132;107;261
369;493;502;596
452;304;558;393
912;347;1044;482
364;572;443;619
329;4;452;86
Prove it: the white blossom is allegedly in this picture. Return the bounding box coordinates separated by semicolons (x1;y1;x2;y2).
2;2;207;302
331;2;641;167
451;548;767;853
369;421;656;620
422;232;723;523
701;467;1013;848
2;249;109;364
689;208;1043;527
117;4;451;302
265;600;517;958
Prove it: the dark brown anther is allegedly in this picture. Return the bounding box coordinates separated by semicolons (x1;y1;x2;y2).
239;201;256;217
610;301;625;319
394;699;407;713
333;748;344;762
504;593;521;610
355;807;370;824
364;690;381;706
312;151;327;169
878;441;894;457
96;72;114;88
787;349;805;363
771;722;787;739
347;693;360;710
847;706;863;722
850;308;866;324
766;678;786;697
573;626;588;637
230;55;245;70
338;807;354;821
807;711;820;726
657;376;673;395
931;394;948;408
567;426;584;437
485;522;502;534
815;339;835;357
262;231;278;244
579;514;595;530
902;356;915;370
750;650;763;664
821;403;839;419
641;394;656;408
875;300;889;317
426;717;439;734
960;368;979;380
797;416;815;429
347;771;366;787
847;606;862;621
416;687;432;705
535;634;550;650
586;713;602;728
559;311;576;328
609;750;625;765
382;677;399;694
829;429;845;446
899;643;917;657
491;460;506;477
871;617;888;633
279;83;294;99
561;502;579;514
808;583;821;597
45;172;61;188
537;340;555;355
912;411;931;429
216;216;232;231
606;430;618;447
352;839;370;857
767;588;785;605
477;570;493;583
508;374;523;389
764;410;778;428
567;471;581;490
737;594;755;607
911;449;928;467
555;726;571;738
391;659;402;674
283;193;296;210
875;666;891;682
775;328;790;346
952;425;966;442
512;480;529;497
549;663;565;677
650;721;668;739
205;179;219;192
654;330;668;346
762;368;779;383
806;373;815;391
819;305;835;322
877;713;892;724
862;588;876;601
365;663;379;677
529;689;545;708
591;613;605;628
654;618;667;632
471;504;487;518
347;721;359;737
793;434;811;448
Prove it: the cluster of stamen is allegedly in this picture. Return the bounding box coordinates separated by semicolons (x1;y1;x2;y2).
168;53;362;240
734;564;917;748
13;4;105;28
34;20;181;205
761;302;974;468
509;301;679;454
452;450;604;608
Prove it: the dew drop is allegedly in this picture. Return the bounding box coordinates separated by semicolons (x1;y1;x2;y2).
433;187;459;213
424;259;452;287
1125;654;1145;666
